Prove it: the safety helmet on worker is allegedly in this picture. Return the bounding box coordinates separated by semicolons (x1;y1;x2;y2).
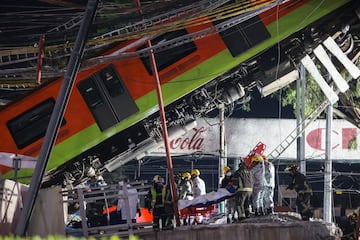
153;175;163;183
284;163;299;172
182;172;191;180
223;166;231;174
251;154;263;163
191;169;200;176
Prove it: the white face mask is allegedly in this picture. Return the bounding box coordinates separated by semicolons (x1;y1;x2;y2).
226;172;232;177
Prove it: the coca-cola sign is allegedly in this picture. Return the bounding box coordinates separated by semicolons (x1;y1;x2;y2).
150;118;360;160
169;127;206;151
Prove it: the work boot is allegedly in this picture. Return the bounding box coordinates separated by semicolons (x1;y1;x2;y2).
266;207;274;215
258;207;265;216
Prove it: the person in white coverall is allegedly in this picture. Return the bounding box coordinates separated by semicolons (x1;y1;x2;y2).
263;155;275;215
250;154;266;216
191;168;206;197
191;168;206;223
117;178;139;224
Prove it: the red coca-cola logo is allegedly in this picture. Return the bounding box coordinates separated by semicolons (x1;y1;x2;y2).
169;127;206;150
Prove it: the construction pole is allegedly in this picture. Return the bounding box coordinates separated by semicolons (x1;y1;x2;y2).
15;0;99;235
133;0;180;227
35;35;45;85
324;102;333;223
297;65;306;174
218;103;226;213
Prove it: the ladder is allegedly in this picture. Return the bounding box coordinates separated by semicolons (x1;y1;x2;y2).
268;34;360;161
267;98;330;160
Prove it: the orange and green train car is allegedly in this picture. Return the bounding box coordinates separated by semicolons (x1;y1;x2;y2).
0;0;357;186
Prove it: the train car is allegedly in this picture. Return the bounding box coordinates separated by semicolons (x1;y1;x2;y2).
0;0;357;186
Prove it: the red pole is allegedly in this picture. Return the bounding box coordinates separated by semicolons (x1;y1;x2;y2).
36;35;45;85
134;0;181;227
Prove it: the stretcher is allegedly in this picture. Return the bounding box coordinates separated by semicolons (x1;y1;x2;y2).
180;205;216;224
178;188;235;224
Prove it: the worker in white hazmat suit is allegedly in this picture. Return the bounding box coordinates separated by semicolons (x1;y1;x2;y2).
250;154;266;216
263;154;275;215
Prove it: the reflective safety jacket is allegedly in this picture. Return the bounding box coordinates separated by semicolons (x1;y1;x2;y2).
150;183;166;208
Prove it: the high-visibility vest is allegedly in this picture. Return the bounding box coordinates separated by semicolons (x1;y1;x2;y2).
150;186;166;208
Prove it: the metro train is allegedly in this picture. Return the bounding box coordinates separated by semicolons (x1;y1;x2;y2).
0;0;358;187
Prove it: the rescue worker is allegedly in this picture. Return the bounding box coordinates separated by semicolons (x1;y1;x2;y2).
191;169;206;223
251;154;266;216
285;163;313;220
220;166;236;223
85;167;108;227
191;169;206;197
179;172;194;200
220;166;232;188
117;177;140;224
232;160;253;221
263;155;275;215
147;175;167;231
163;183;174;230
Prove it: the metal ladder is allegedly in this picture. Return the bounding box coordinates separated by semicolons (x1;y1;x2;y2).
267;98;330;160
268;33;360;161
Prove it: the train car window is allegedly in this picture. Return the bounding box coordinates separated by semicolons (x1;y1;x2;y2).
78;65;139;131
216;15;270;57
99;67;124;97
7;98;66;149
138;29;197;75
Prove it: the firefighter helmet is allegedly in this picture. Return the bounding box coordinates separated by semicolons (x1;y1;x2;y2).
153;175;163;183
191;169;200;176
251;154;262;163
285;163;299;172
223;166;231;174
182;172;191;180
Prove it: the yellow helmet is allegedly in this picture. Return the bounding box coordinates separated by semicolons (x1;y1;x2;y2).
223;166;231;174
191;169;200;176
182;172;191;180
251;155;262;163
153;175;162;183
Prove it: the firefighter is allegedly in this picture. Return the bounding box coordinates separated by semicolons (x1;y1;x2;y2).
179;172;194;200
263;155;275;215
147;175;167;231
251;154;266;216
232;160;253;221
191;169;206;197
163;183;174;230
220;166;236;223
285;163;313;220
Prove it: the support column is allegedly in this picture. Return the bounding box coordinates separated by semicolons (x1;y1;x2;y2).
324;103;333;223
297;65;306;174
218;103;226;213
